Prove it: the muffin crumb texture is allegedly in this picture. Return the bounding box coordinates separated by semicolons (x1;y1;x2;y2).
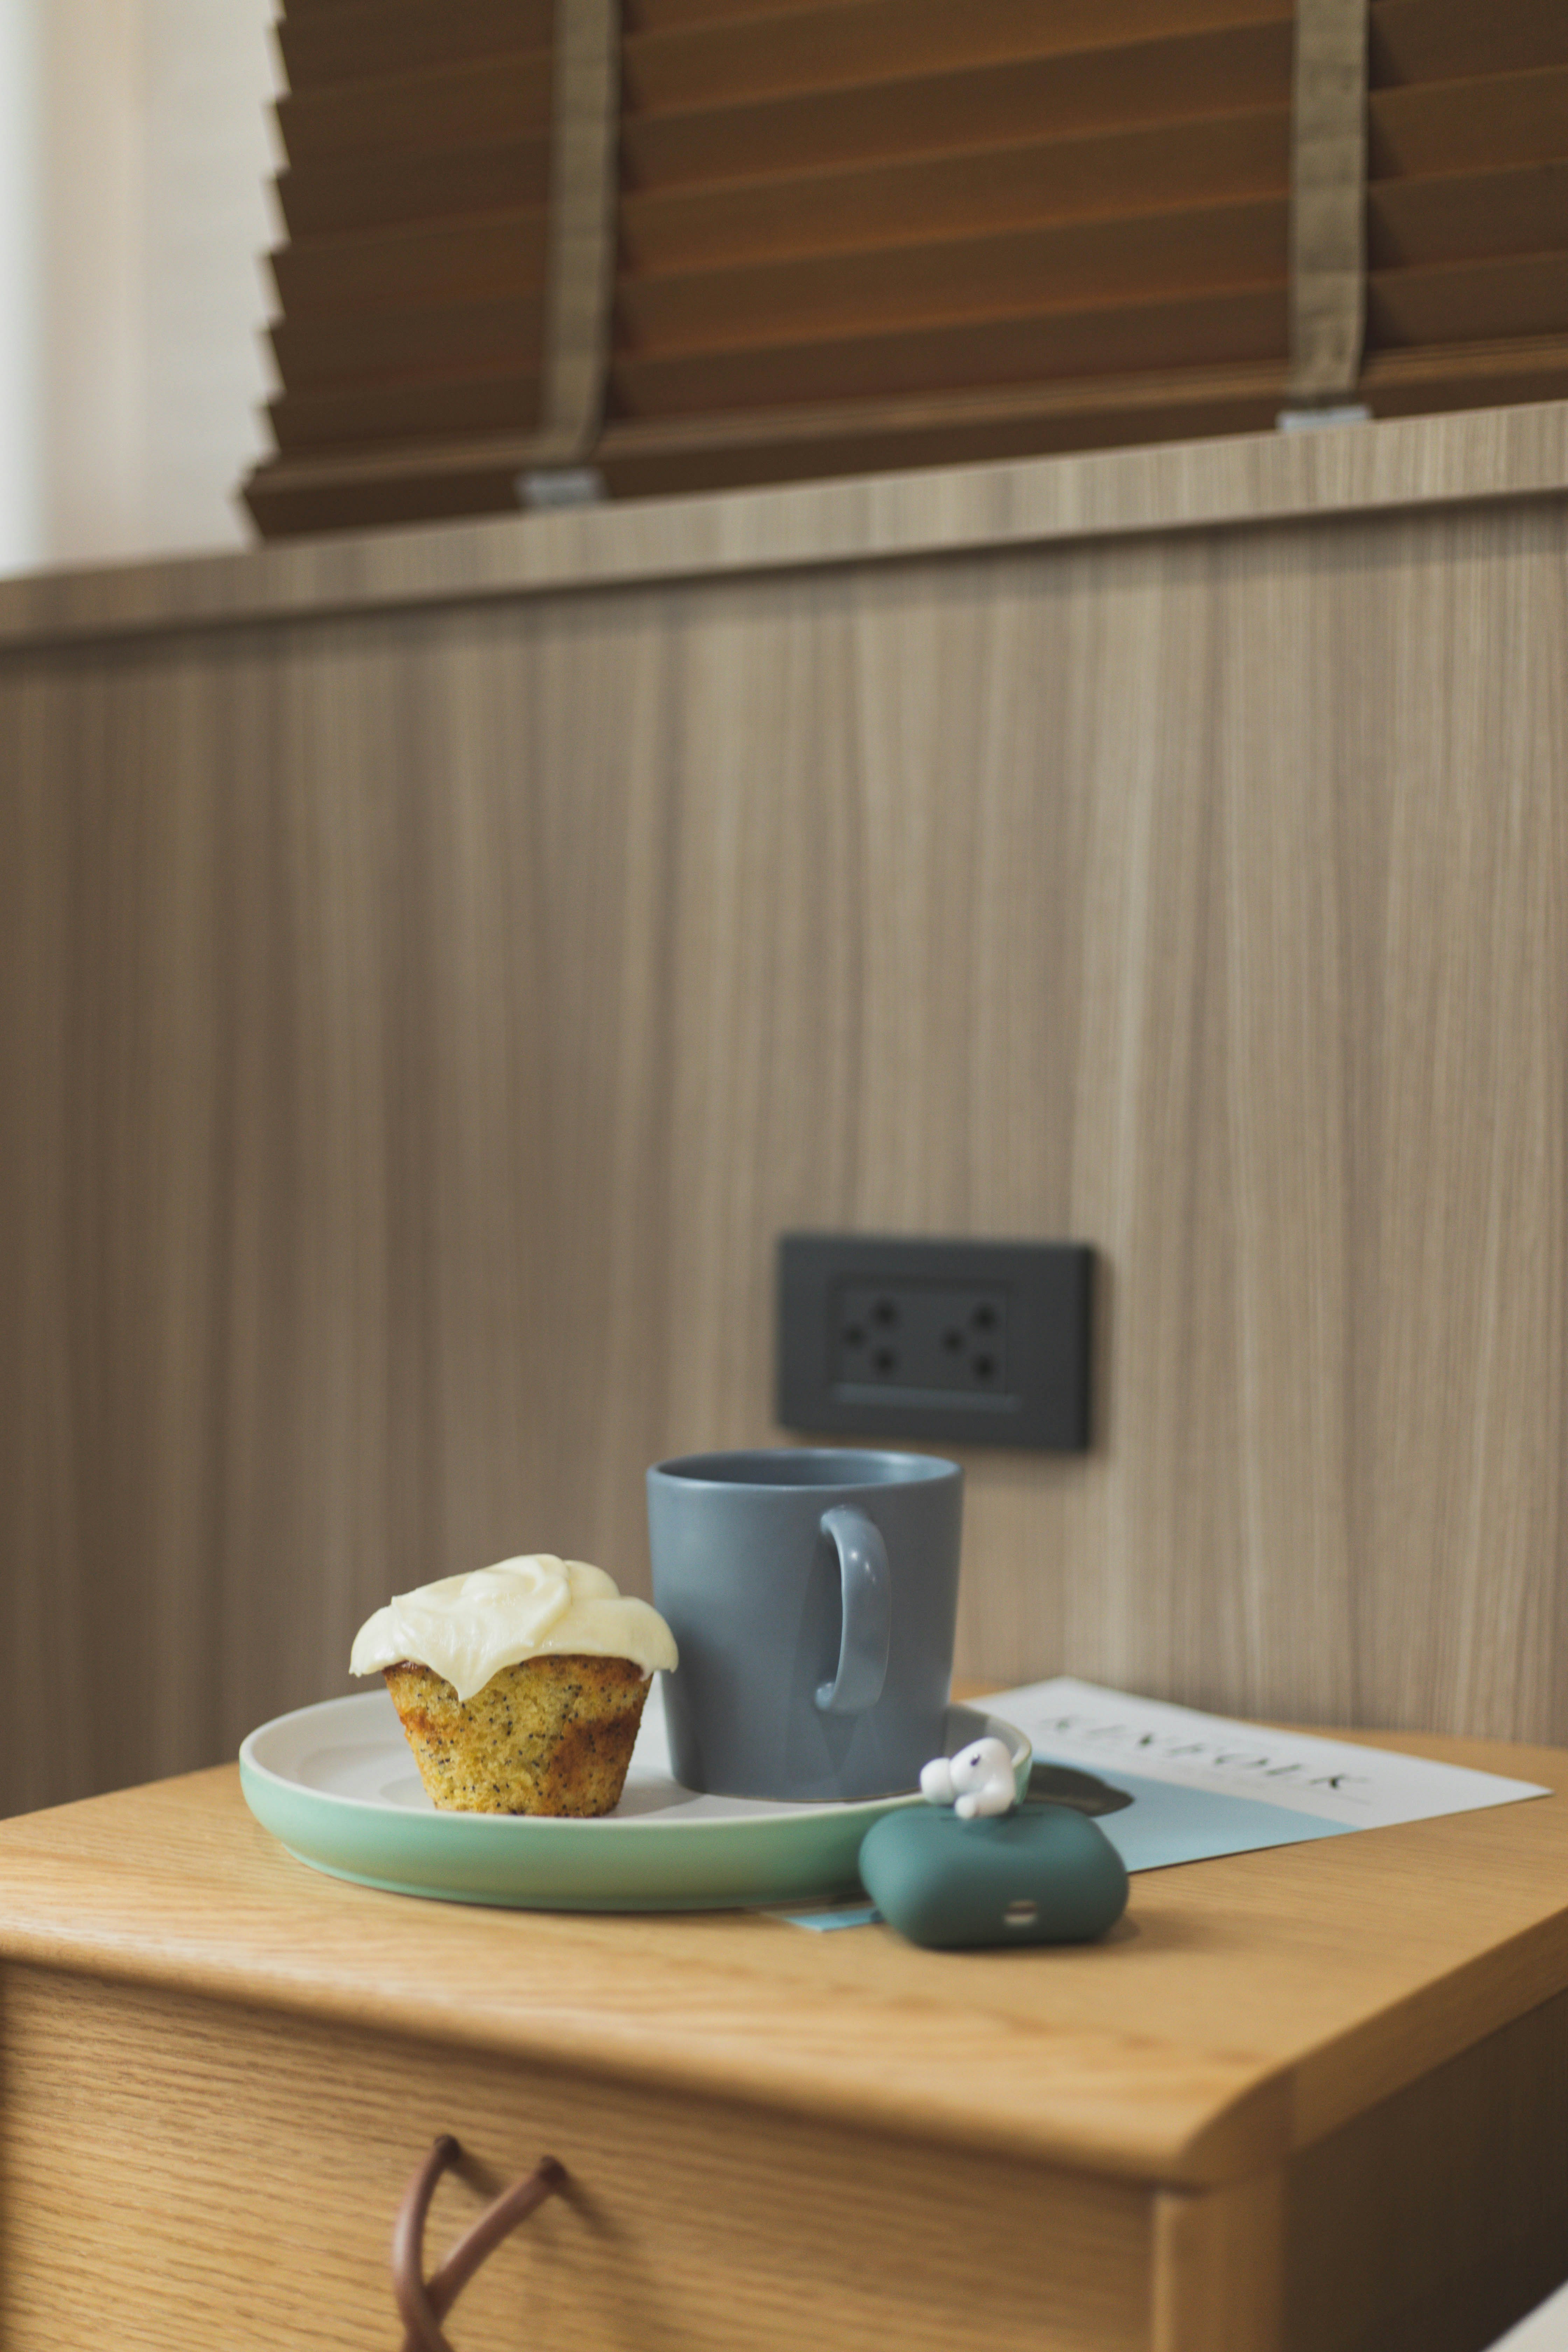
384;1654;650;1815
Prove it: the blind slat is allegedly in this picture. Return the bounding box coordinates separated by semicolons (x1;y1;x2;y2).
624;0;895;31
279;0;553;92
277;141;551;240
620;0;1290;117
610;284;1288;415
270;369;543;452
276;56;553;168
621;23;1294;192
1369;163;1568;274
619;198;1287;358
271;300;544;395
271;211;548;321
600;360;1291;491
1370;65;1568;181
1367;252;1568;348
1369;0;1568;87
623;110;1290;275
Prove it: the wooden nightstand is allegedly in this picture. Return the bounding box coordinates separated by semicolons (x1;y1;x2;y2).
2;1727;1567;2350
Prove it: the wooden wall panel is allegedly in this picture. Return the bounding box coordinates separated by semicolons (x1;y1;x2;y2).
0;438;1566;1812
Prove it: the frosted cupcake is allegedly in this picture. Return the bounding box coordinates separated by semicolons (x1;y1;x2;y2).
351;1554;678;1816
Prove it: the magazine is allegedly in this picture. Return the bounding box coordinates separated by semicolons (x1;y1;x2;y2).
777;1676;1548;1931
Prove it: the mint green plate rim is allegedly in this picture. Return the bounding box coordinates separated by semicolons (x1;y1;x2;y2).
238;1689;1030;1914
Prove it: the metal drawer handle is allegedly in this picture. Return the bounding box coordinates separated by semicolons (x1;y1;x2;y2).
393;2134;566;2352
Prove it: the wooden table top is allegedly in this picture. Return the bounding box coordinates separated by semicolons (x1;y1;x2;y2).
1;1725;1566;2192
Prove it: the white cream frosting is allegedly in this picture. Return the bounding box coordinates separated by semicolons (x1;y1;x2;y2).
350;1554;678;1703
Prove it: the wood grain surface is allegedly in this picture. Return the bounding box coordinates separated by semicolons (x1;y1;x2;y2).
1;1728;1567;2186
0;1967;1155;2352
4;1734;1568;2348
0;411;1567;1812
1282;1982;1568;2352
2;397;1563;646
1153;2172;1284;2352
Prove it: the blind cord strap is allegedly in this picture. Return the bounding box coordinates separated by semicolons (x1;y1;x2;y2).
530;0;621;470
1287;0;1370;404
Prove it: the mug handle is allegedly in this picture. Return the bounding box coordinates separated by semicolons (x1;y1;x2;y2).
815;1507;891;1715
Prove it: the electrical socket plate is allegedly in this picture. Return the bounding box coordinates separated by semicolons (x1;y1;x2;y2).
777;1234;1093;1451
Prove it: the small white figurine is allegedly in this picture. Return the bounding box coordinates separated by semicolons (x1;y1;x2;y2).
919;1736;1016;1820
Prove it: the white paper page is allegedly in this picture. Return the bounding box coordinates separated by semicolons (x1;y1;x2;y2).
988;1678;1548;1829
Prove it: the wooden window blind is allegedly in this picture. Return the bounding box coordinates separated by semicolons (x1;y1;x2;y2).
243;0;1568;538
1360;0;1568;420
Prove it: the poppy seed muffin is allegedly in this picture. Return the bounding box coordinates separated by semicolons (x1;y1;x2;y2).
351;1555;678;1817
381;1653;652;1816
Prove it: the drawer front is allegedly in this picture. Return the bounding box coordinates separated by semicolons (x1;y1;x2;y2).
0;1966;1154;2351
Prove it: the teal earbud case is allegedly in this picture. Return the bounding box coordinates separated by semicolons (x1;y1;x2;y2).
859;1801;1129;1951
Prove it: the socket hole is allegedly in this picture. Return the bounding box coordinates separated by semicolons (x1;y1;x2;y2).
872;1298;899;1330
841;1323;866;1349
973;1354;996;1381
972;1303;998;1332
1003;1899;1038;1928
872;1346;898;1374
942;1328;964;1353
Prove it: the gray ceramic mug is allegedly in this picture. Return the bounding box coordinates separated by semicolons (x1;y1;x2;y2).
646;1448;963;1802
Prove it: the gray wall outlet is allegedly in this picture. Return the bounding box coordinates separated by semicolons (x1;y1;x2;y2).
777;1234;1093;1451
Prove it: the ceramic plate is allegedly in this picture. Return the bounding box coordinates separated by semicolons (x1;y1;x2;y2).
239;1682;1030;1913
